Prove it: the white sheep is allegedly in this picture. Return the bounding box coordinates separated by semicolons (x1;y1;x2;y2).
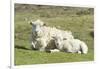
30;19;74;52
53;35;88;54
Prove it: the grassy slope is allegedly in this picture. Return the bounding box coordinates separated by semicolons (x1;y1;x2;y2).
15;5;94;65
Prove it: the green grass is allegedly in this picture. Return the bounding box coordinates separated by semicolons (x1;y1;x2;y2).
14;4;94;65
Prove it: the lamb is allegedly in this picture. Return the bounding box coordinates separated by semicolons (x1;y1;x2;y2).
53;35;88;54
29;19;74;52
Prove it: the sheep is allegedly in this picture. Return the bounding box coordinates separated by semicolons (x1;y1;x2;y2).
30;19;56;51
29;19;74;52
53;35;88;54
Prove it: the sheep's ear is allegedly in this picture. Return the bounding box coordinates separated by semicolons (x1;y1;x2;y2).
57;26;61;29
29;22;33;25
28;20;33;25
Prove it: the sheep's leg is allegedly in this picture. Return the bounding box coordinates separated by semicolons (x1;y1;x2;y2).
31;42;35;48
31;41;37;50
39;40;47;51
39;46;46;51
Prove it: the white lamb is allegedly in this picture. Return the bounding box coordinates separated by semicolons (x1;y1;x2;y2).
53;35;88;54
29;19;74;51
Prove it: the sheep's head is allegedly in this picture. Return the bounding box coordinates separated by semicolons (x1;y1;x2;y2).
30;19;46;26
29;19;46;37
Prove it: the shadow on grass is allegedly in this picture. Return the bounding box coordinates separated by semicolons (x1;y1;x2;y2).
15;45;30;50
15;45;39;51
90;31;94;38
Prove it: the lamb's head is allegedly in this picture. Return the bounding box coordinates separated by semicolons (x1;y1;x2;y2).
53;35;63;47
62;31;74;39
30;19;46;37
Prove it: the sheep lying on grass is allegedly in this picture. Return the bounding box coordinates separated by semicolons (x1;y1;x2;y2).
29;19;74;51
52;34;88;54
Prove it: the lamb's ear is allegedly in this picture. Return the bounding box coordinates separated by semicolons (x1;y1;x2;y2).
43;23;46;26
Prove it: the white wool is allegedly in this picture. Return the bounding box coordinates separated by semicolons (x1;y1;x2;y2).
30;19;74;52
54;35;88;54
30;19;88;54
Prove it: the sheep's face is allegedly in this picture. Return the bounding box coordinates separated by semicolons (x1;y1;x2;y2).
30;19;46;37
32;24;42;37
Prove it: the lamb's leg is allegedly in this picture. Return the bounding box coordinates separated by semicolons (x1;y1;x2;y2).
50;49;60;53
80;42;88;54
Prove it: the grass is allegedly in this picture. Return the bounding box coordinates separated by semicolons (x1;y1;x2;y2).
14;4;94;65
